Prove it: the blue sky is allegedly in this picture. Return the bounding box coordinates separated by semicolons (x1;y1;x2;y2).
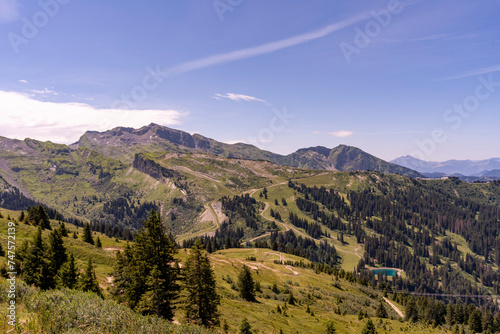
0;0;499;161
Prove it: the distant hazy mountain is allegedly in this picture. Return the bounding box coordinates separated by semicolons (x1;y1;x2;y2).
391;155;500;176
481;169;500;178
73;123;422;177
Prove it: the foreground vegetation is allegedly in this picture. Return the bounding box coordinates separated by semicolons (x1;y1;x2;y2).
0;280;215;334
0;207;469;333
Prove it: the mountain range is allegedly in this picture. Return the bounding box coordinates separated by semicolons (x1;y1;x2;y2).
391;155;500;177
71;123;422;177
0;123;425;235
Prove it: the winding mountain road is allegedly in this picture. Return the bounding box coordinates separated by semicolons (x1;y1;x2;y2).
384;297;404;318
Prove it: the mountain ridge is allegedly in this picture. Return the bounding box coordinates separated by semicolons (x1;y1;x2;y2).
392;155;500;176
71;123;422;177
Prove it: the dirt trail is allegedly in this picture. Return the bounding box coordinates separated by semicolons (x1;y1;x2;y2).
249;232;271;242
335;247;361;259
211;253;299;276
103;247;124;252
284;265;299;276
354;245;362;257
170;166;221;183
210;257;231;265
384;297;404;318
257;201;312;240
196;201;228;238
210;201;227;227
199;201;226;228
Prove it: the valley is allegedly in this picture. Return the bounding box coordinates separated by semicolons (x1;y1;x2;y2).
1;124;500;333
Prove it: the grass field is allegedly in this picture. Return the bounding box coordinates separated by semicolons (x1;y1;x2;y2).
0;208;123;292
0;207;448;333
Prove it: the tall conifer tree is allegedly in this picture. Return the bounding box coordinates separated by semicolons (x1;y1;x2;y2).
112;210;179;320
48;229;67;276
57;253;78;289
82;223;94;245
237;265;256;302
79;258;102;298
22;226;51;289
182;239;220;327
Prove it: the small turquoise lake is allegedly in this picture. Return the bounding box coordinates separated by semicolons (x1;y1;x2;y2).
371;269;397;277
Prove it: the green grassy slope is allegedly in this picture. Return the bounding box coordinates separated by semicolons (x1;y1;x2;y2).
0;208;446;333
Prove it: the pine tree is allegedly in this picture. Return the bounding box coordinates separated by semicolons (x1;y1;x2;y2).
137;266;169;316
361;319;377;334
288;292;296;305
182;239;220;327
112;244;145;308
95;236;102;248
0;241;4;257
468;309;482;333
112;210;179;320
482;309;494;333
205;239;213;253
58;222;68;237
376;302;388;318
47;229;67;287
27;205;51;229
324;320;336;334
72;231;78;239
135;210;179;319
57;253;78;289
237;265;256;302
82;223;94;245
18;211;25;223
405;297;418;322
22;226;51;289
239;318;252;334
78;258;102;298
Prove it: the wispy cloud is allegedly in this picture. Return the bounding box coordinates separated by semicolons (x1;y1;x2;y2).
329;130;354;138
167;13;370;76
360;130;427;135
30;87;60;96
439;65;500;81
383;34;447;44
0;0;20;23
0;91;185;143
383;32;481;44
18;79;28;83
214;93;268;104
222;139;247;145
